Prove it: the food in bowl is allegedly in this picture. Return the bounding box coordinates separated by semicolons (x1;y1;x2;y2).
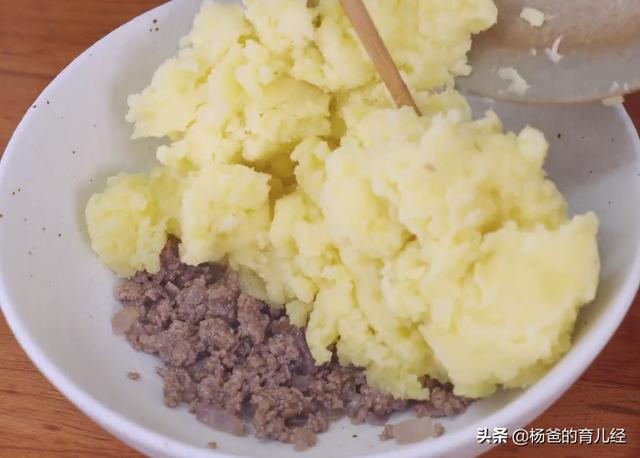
113;237;467;449
85;0;600;448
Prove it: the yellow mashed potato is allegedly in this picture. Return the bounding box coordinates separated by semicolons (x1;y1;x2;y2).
86;0;600;399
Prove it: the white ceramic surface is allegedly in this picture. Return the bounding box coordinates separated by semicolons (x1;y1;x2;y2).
1;1;639;458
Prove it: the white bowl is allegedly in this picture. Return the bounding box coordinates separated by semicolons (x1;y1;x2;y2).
1;1;639;457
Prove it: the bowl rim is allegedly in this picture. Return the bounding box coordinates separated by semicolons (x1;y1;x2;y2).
1;1;640;457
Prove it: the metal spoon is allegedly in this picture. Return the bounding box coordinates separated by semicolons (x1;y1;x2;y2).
457;0;640;103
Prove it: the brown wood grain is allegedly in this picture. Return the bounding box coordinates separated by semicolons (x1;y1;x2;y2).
0;1;638;457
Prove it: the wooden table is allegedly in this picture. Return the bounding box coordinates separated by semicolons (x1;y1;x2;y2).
0;1;638;457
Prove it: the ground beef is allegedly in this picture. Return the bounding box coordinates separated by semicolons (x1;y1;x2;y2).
414;383;473;418
380;424;395;441
115;238;469;447
127;371;140;381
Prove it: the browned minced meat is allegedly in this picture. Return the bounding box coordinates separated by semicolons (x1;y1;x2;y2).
414;378;473;418
127;371;141;381
380;424;395;441
114;238;468;448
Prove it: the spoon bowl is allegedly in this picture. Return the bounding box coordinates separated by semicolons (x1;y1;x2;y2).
457;0;640;103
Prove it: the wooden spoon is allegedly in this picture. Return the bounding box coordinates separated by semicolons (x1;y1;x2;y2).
338;0;420;114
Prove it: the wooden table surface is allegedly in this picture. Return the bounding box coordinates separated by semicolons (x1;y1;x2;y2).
0;1;638;457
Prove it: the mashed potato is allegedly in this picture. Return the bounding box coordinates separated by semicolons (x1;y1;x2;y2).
86;0;600;399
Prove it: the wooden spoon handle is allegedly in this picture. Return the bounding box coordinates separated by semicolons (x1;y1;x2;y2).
339;0;421;115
